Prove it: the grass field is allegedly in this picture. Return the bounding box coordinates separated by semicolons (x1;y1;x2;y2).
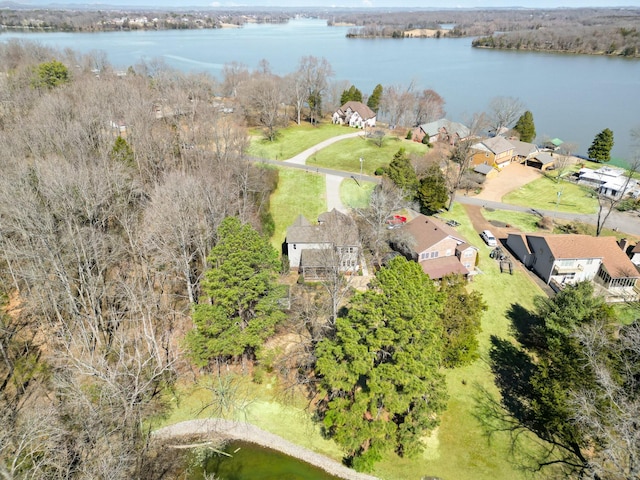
247;123;348;160
340;179;376;209
269;168;326;251
483;209;543;232
306;136;428;175
156;202;548;480
503;176;599;214
372;203;544;480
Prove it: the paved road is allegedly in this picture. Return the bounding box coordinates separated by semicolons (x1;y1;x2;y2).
456;195;640;236
249;138;640;238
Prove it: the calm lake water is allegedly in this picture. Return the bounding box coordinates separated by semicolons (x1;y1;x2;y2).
2;18;639;159
188;440;343;480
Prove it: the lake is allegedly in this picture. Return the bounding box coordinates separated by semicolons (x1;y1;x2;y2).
2;18;639;159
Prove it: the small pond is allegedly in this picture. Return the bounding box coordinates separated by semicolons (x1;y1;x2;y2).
188;440;343;480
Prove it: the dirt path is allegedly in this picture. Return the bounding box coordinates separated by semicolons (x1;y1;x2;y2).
153;419;380;480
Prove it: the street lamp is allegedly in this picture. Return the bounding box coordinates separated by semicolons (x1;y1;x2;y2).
359;157;364;182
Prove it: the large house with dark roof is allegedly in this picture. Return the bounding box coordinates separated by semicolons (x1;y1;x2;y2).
393;214;478;281
506;233;640;301
332;101;376;129
284;209;361;280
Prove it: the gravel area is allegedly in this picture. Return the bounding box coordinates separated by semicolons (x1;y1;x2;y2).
153;419;380;480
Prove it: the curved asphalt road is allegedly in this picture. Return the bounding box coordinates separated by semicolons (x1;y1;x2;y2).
248;136;640;237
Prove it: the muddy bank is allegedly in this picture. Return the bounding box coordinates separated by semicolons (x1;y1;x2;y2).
153;419;380;480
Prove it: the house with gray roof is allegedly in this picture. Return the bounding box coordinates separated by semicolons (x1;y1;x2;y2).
470;136;515;169
284;209;361;279
416;119;470;146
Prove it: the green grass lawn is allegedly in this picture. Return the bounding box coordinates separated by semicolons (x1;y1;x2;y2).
269;168;326;251
503;176;598;214
340;179;376;209
156;203;549;480
247;123;348;160
366;204;545;480
483;209;543;232
306;136;428;175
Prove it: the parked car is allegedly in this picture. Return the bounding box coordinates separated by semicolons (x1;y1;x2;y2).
480;230;497;247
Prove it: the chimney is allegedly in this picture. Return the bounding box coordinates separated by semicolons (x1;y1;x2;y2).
618;238;630;253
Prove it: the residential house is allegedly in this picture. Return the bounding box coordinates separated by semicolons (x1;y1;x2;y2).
506;233;640;301
394;214;478;280
526;152;556;171
284;209;361;280
508;139;539;163
332;101;376;129
577;166;638;198
415;119;470;145
470;137;515;169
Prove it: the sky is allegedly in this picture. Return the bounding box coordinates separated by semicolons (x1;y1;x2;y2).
11;0;640;8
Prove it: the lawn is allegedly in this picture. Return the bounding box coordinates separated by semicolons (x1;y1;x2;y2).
483;209;543;233
155;203;549;480
367;204;545;480
247;123;348;160
306;136;428;175
340;178;376;209
503;176;598;214
269;168;326;251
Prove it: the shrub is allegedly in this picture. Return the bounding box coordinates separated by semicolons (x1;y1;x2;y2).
374;167;386;176
406;130;413;140
537;216;554;230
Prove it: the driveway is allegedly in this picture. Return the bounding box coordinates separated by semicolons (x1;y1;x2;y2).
475;162;542;202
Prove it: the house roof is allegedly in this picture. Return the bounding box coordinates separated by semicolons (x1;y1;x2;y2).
286;209;359;245
474;163;494;175
509;139;539;158
338;101;376;120
533;234;639;279
401;214;468;253
531;152;556;165
483;136;515;155
473;136;514;156
419;119;470;139
420;256;470;280
632;243;640;254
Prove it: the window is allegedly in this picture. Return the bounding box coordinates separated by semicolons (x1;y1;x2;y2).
464;250;474;257
430;251;439;259
446;249;452;256
558;259;575;267
421;252;428;260
587;259;594;265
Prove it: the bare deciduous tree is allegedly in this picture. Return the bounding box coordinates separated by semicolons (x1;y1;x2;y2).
488;96;524;135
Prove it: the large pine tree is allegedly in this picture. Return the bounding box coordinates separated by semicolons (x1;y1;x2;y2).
513;110;536;142
187;217;285;368
315;256;448;471
587;128;614;162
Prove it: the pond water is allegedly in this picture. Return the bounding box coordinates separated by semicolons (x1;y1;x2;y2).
188;441;344;480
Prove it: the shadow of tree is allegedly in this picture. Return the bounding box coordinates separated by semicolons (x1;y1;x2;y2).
506;303;544;350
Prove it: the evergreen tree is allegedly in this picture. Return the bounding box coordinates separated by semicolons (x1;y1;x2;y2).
187;217;285;368
438;275;486;368
32;59;70;89
416;164;448;214
386;148;419;194
513;110;536;143
367;84;383;113
340;85;363;105
588;128;614;162
110;136;134;167
315;256;448;471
